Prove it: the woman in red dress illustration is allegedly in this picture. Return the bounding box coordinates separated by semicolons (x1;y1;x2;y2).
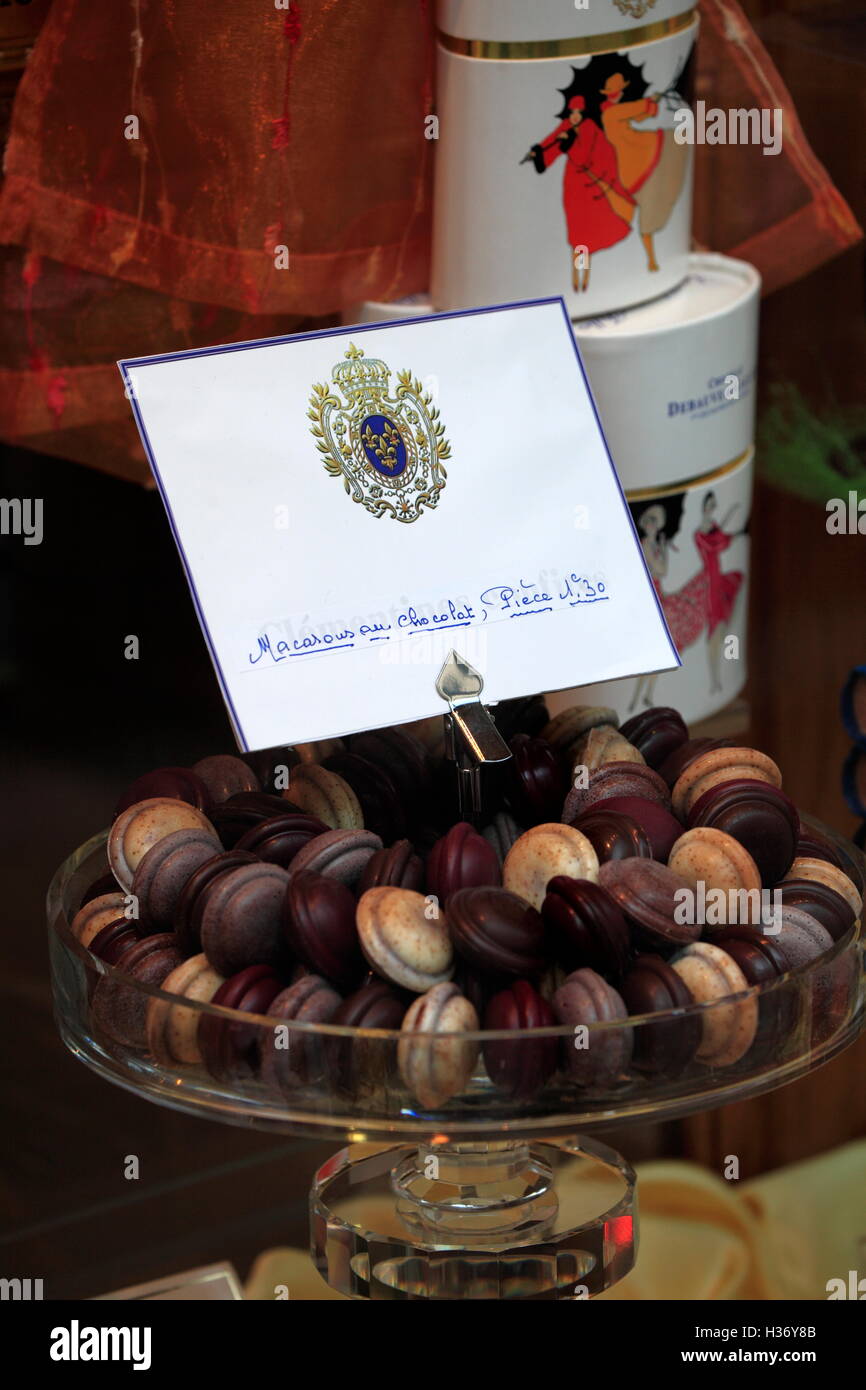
629;501;706;710
524;48;694;285
523;95;633;293
695;490;745;693
628;493;745;708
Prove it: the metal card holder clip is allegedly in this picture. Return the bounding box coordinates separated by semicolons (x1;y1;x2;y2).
436;649;511;823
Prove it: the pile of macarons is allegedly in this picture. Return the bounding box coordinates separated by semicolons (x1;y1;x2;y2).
67;701;863;1111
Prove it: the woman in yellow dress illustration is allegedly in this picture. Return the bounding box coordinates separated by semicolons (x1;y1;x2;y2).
599;71;690;273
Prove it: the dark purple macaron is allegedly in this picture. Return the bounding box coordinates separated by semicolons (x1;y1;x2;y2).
91;932;184;1049
541;877;631;981
552;968;631;1087
507;734;566;823
492;694;550;742
198;964;285;1080
358;839;425;893
209;792;303;849
426;822;501;905
447;885;547;977
712;925;798;1065
569;806;652;864
235;813;328;869
687;779;799;886
200;861;291;974
777;880;855;942
322;751;406;843
174;849;260;955
619;707;688;770
599;858;699;953
260;973;343;1093
620;954;700;1077
328;978;409;1094
283;870;365;992
349;727;432;805
88;918;141;965
483;980;558;1100
593;796;684;862
115;767;212;817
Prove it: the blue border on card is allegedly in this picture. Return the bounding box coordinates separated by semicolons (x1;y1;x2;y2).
118;296;679;750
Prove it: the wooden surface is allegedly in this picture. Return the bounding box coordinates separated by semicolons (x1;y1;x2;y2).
676;0;866;1179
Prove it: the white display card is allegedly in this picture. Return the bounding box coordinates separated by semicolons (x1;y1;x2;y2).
120;299;678;750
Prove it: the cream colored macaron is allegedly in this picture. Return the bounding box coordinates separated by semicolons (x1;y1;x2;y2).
70;891;129;947
282;764;363;829
672;747;782;821
398;982;479;1108
540;705;619;760
668;827;762;903
784;857;862;918
570;725;645;776
146;953;225;1066
357;886;454;993
108;798;219;893
671;940;757;1065
503;823;599;910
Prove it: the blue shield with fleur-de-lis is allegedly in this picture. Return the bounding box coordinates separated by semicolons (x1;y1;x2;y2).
308;343;450;524
360;414;408;477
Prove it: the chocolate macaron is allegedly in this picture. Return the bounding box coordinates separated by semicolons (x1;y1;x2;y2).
200;861;291;975
552;968;631;1086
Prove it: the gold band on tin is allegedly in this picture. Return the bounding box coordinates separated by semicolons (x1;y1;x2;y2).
625;448;754;502
437;9;697;61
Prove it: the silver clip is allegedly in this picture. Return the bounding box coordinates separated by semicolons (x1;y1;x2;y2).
435;649;511;822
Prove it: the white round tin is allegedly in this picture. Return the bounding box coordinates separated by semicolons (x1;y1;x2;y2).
574;252;760;490
546;447;754;726
431;1;698;317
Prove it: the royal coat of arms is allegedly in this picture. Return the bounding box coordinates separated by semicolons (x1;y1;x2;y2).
307;343;450;523
613;0;657;19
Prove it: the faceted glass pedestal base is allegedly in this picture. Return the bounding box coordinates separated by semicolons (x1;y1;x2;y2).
311;1136;637;1300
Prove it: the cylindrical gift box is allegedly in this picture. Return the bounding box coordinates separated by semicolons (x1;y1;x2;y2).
345;294;434;326
546;449;754;727
431;0;698;317
546;253;759;726
574;253;760;489
345;254;759;728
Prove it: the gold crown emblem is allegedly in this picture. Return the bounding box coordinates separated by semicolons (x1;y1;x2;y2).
308;340;450;524
331;343;390;401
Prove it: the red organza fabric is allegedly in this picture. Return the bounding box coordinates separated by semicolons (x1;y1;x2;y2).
0;0;859;483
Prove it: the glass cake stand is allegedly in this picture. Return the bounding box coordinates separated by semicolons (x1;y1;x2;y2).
47;827;866;1300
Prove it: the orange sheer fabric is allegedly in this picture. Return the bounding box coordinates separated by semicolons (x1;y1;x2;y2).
0;0;859;483
694;0;861;292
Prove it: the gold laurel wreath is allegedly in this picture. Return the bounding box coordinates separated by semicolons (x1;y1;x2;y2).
307;367;450;519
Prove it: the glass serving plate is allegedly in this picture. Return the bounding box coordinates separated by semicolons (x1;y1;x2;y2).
47;825;866;1300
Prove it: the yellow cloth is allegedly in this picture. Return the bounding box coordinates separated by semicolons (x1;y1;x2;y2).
244;1142;866;1300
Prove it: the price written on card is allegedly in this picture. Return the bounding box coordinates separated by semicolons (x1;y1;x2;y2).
246;569;610;670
